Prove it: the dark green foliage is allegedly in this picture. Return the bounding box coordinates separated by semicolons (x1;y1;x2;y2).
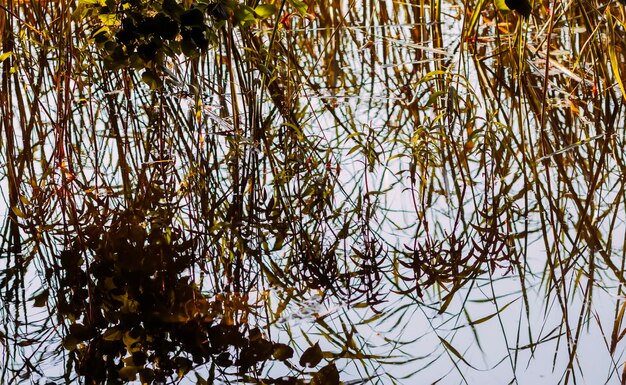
504;0;532;17
180;8;205;27
162;0;185;18
155;14;180;40
209;2;231;20
81;0;277;83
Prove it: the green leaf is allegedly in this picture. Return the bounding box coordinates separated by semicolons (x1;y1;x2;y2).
91;26;109;40
465;298;518;327
98;13;118;26
141;69;163;90
288;0;308;14
438;337;478;369
495;0;511;11
609;29;626;103
233;5;256;26
254;4;277;19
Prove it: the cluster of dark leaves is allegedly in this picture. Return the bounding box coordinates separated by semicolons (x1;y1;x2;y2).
87;0;223;86
84;0;275;78
275;168;387;310
56;201;343;385
399;225;516;298
55;207;280;384
345;237;387;310
399;235;476;298
293;233;341;293
112;0;215;63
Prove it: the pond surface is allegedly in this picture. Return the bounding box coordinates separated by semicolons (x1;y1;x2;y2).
1;0;625;384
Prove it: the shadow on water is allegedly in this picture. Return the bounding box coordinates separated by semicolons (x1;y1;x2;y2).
1;0;626;384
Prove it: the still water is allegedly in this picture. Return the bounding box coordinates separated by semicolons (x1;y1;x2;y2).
1;0;625;384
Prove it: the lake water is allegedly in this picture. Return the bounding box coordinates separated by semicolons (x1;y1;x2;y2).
1;0;625;384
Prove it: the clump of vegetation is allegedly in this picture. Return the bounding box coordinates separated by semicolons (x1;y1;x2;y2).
77;0;279;86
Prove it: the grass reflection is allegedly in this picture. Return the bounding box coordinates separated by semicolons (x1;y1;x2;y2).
0;0;626;384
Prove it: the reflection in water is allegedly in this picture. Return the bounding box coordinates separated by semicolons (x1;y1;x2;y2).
0;0;626;384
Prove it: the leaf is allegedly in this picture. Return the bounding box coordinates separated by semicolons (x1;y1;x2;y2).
347;144;361;156
195;373;209;385
98;13;118;26
162;0;185;17
180;8;204;27
273;343;294;360
311;363;340;385
299;342;323;368
0;52;12;62
102;327;123;341
123;330;142;351
139;368;155;384
62;335;81;351
336;221;350;239
494;0;511;11
608;18;626;104
11;206;27;218
18;339;36;347
142;69;163;90
69;323;92;341
132;351;147;366
438;337;478;369
233;5;256;26
288;0;308;14
254;4;277;19
437;291;455;314
464;298;518;327
174;357;192;377
118;366;138;381
32;289;49;307
92;27;110;46
611;300;626;354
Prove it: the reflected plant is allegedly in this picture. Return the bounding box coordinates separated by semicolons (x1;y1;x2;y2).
56;185;346;385
77;0;278;84
2;0;626;384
